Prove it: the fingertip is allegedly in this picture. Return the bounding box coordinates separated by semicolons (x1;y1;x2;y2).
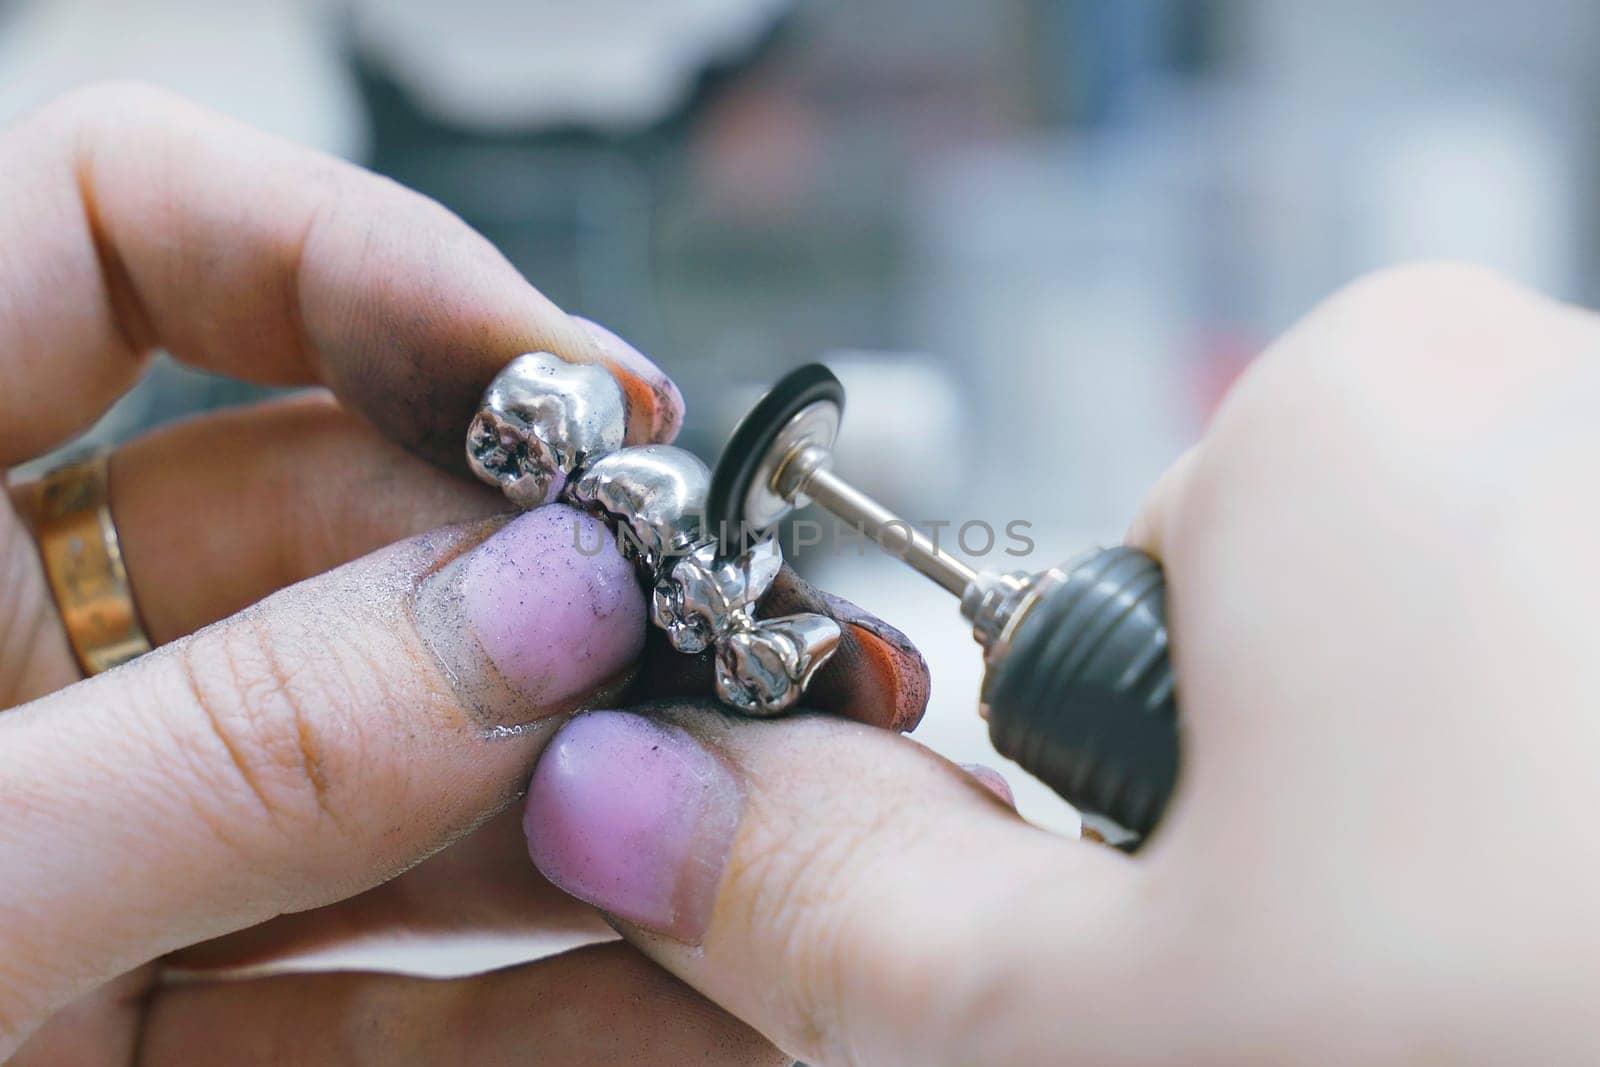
524;710;738;943
833;622;931;732
416;506;649;727
766;572;932;732
959;762;1017;809
573;316;685;445
623;567;931;732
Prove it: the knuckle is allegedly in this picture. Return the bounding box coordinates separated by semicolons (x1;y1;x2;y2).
726;818;854;1057
1321;262;1561;383
1325;260;1523;326
1208;260;1583;488
1263;260;1554;402
168;609;368;842
0;509;56;708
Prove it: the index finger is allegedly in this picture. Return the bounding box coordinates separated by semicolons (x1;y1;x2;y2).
0;81;682;468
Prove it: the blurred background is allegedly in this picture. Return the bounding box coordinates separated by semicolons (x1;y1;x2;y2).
5;0;1598;960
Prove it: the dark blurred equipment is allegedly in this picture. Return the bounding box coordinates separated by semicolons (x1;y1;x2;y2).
710;364;1177;845
351;0;799;461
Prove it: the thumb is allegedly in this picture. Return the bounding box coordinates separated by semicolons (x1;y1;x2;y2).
0;505;641;1048
520;705;1148;1067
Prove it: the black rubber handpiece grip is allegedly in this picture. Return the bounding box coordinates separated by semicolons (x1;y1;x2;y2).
984;546;1179;840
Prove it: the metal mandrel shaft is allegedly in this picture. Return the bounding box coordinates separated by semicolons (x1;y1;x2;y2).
785;450;978;598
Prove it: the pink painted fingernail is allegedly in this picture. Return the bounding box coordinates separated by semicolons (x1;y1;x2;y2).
524;711;740;942
961;762;1016;808
417;506;647;725
574;316;684;443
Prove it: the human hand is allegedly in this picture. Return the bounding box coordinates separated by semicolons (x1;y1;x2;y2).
0;84;928;1064
519;264;1600;1064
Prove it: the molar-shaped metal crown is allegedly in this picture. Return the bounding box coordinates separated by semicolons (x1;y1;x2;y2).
467;352;627;507
569;446;710;573
467;356;841;716
650;538;781;653
714;613;843;715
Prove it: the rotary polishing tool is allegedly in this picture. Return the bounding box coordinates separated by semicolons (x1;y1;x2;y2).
708;364;1178;846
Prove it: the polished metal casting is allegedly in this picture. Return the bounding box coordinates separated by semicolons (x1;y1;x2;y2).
469;353;839;714
569;446;712;573
467;352;627;507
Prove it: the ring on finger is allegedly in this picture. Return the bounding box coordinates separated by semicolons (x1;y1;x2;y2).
10;449;152;676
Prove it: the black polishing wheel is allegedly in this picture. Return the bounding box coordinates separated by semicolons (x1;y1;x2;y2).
707;363;845;552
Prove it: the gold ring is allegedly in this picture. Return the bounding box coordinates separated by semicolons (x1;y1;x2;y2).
11;450;152;675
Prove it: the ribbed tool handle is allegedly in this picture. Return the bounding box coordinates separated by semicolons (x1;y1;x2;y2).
985;546;1178;840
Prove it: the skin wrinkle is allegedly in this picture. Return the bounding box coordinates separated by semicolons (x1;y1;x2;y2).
284;187;332;385
106;644;262;867
72;126;156;363
250;612;335;821
0;102;142;462
6;84;682;477
221;596;351;841
262;594;409;836
748;779;914;1062
357;593;464;733
124;530;561;917
175;637;279;828
0;512;49;706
